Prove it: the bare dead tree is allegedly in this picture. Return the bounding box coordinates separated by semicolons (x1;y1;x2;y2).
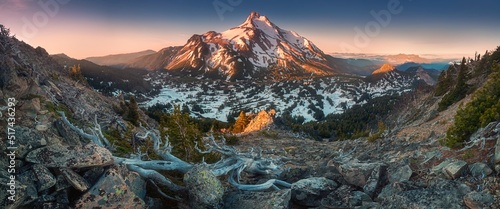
57;111;291;200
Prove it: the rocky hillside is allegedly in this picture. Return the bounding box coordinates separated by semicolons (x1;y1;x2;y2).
0;25;155;208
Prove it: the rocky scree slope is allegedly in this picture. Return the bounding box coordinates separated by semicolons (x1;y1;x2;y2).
0;27;158;208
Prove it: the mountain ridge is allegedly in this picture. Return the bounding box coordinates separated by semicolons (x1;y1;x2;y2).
85;49;156;67
129;12;340;80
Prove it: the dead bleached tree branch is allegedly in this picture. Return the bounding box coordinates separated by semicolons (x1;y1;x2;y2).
58;111;104;147
58;111;291;198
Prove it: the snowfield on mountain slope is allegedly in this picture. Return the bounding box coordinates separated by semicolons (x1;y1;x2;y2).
141;72;417;122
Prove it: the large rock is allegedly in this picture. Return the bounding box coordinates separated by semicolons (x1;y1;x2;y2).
74;166;146;209
463;191;494;209
244;110;274;132
363;164;385;197
19;98;41;118
320;184;357;208
338;162;380;188
223;189;291;209
430;158;454;175
124;170;146;200
377;179;471;209
60;168;90;192
468;163;493;178
183;164;224;209
32;164;56;192
12;126;47;159
349;191;373;207
442;159;467;179
388;165;412;183
291;177;337;207
26;143;114;168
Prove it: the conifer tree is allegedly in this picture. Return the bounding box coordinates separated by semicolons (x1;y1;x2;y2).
127;96;140;126
161;105;203;162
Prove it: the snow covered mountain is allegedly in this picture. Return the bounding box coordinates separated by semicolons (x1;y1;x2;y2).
136;12;335;80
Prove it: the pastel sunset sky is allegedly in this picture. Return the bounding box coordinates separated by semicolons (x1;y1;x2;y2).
1;0;499;59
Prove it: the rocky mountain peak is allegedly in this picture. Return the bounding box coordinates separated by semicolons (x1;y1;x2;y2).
140;12;335;80
240;11;274;29
244;109;275;132
372;63;395;75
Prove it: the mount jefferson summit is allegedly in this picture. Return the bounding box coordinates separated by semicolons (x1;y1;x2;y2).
130;12;338;80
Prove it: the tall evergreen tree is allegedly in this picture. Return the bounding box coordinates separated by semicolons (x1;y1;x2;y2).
127;96;140;126
161;105;203;162
438;57;470;111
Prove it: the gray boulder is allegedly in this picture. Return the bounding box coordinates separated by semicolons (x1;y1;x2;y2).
388;165;412;183
321;184;357;208
338;162;380;188
442;159;467;179
74;166;146;208
184;164;224;209
55;175;72;192
349;191;373;207
223;189;291;209
32;164;56;192
26;143;114;168
377;178;471;209
463;191;494;209
13;126;47;159
468;163;493;178
291;177;337;207
60;168;90;192
363;164;385;197
124;170;146;200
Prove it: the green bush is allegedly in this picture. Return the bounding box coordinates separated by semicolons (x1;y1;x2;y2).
445;64;500;148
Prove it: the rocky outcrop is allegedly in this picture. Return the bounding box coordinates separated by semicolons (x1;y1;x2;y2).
74;166;146;208
244;110;275;132
26;143;114;168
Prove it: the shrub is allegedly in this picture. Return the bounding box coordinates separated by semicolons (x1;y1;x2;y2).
445;64;500;148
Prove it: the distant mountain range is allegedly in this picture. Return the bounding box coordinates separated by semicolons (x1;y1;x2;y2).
85;50;156;67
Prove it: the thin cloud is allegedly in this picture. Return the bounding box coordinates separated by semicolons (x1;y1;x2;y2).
0;0;32;12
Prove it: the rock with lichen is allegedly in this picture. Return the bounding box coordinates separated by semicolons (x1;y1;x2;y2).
25;143;114;168
224;189;291;209
74;165;146;209
291;177;337;207
183;164;224;209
